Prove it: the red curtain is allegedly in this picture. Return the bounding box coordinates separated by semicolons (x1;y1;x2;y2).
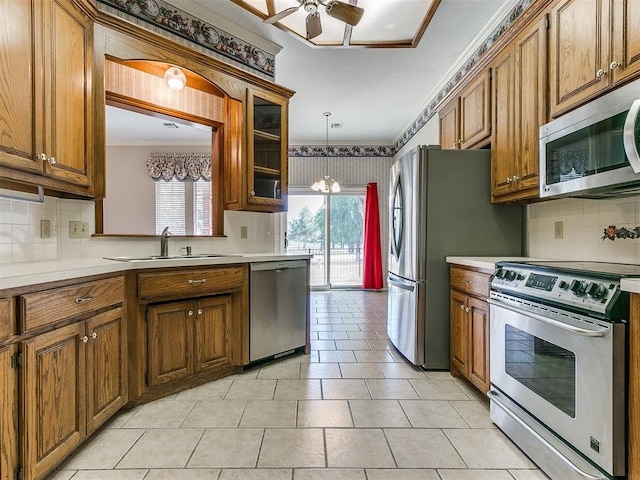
362;182;383;289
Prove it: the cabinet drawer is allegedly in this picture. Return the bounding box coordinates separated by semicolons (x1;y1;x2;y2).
138;266;244;299
21;276;125;332
0;297;15;339
450;266;491;298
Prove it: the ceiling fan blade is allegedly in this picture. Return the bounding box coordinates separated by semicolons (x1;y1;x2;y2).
306;12;322;39
264;5;300;24
324;0;364;26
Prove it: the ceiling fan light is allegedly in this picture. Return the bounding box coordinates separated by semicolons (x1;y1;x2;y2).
330;180;341;193
311;180;321;191
325;0;364;26
164;66;187;90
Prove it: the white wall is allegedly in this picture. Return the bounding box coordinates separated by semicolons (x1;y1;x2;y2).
0;194;281;264
104;145;211;234
528;196;640;263
394;116;440;158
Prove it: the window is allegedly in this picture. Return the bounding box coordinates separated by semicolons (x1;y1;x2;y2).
155;179;212;235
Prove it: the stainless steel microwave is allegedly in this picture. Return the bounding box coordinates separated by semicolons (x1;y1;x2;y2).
540;80;640;198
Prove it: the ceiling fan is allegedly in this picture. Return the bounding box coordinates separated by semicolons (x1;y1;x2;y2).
264;0;364;40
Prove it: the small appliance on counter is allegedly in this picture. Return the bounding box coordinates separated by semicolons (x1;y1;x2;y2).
387;145;523;369
489;260;635;480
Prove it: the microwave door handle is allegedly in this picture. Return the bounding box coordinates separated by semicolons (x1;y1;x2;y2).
624;99;640;173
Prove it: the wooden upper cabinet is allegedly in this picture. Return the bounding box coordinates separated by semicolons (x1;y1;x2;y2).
439;96;460;149
439;69;491;150
491;45;516;199
549;0;610;117
459;69;491;148
0;0;93;195
611;0;640;84
491;14;546;203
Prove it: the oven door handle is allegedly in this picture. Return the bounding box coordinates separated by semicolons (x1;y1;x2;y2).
488;299;607;337
624;98;640;173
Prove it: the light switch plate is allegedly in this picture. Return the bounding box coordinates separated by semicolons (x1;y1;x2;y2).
40;219;51;239
240;226;248;239
69;220;90;238
554;221;563;239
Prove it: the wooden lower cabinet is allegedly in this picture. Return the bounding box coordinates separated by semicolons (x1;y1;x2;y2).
22;308;127;480
1;345;18;480
449;265;492;393
147;295;232;387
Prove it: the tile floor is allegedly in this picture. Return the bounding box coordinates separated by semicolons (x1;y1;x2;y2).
49;290;549;480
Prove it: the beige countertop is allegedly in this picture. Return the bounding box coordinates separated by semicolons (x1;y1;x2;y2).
446;256;547;271
621;278;640;294
0;253;312;290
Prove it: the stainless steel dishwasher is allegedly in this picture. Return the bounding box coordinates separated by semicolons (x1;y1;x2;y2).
249;260;308;362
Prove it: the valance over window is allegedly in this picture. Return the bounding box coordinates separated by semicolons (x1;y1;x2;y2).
147;153;212;181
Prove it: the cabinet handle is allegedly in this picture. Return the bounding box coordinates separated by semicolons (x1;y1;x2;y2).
197;309;203;315
92;332;97;340
188;310;194;316
462;280;472;284
610;61;620;70
465;307;470;312
512;175;519;181
596;68;606;78
38;153;47;162
506;177;511;184
188;279;206;285
48;156;56;165
460;304;465;310
74;295;95;304
250;190;256;196
82;335;88;343
452;142;457;148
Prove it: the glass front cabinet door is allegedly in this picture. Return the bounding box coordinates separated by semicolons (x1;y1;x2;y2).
247;88;289;212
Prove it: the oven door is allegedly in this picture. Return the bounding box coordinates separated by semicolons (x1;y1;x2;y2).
489;296;625;476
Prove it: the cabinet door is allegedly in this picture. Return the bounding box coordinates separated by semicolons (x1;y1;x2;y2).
439;97;460;149
460;70;491;148
450;290;469;376
86;307;127;433
491;46;515;199
0;0;41;174
549;0;610;117
612;0;640;84
468;296;490;393
194;296;232;371
513;15;547;197
22;323;86;480
43;0;93;187
147;301;194;386
246;88;288;212
0;345;18;480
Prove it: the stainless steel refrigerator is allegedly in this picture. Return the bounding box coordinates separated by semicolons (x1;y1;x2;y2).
387;145;522;369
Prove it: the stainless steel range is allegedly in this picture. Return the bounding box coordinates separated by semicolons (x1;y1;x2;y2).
488;261;634;480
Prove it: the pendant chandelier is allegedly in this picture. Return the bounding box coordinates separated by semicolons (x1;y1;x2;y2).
311;112;341;193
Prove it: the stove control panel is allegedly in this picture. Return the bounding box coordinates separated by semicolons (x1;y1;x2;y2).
492;266;620;316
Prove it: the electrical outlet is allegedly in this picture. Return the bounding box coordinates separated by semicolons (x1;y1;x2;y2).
69;220;90;238
240;226;248;239
40;219;51;239
554;221;564;239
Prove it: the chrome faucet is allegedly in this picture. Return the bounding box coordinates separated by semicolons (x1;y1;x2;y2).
160;227;172;257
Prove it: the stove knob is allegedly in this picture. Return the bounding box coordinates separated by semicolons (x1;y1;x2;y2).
495;268;505;279
569;280;586;295
586;282;606;299
558;280;569;290
504;270;517;281
516;274;525;281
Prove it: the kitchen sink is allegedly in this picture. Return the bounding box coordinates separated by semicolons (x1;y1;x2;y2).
105;253;240;262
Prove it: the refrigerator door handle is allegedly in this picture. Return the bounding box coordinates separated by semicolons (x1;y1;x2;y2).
388;277;415;292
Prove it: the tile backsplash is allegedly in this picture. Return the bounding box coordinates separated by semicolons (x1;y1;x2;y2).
528;195;640;263
0;196;284;264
